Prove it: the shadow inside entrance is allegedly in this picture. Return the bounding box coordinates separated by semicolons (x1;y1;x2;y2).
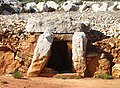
47;41;73;73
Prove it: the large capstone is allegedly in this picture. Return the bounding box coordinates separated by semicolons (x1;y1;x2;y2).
25;17;90;33
72;32;87;77
27;31;53;77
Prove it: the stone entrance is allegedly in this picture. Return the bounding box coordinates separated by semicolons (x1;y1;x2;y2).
27;32;88;77
47;41;72;73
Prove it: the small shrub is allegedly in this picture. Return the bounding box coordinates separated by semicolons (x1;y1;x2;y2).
97;74;113;79
12;71;23;79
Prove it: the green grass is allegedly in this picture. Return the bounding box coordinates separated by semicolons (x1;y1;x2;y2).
12;71;23;79
97;74;113;79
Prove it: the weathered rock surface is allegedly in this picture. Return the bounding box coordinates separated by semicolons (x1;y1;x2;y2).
85;56;99;77
72;32;87;77
79;4;88;12
72;0;83;5
93;38;120;78
108;1;119;11
0;11;120;39
93;38;120;63
112;64;120;78
99;2;108;12
27;32;53;77
91;4;100;12
94;57;110;77
46;1;59;11
62;1;78;11
25;15;90;33
1;1;120;14
36;2;48;12
1;3;16;15
0;51;20;75
0;8;120;78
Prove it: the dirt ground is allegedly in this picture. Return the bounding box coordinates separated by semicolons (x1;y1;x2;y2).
0;76;120;88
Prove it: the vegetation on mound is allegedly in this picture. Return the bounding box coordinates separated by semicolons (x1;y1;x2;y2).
12;71;23;79
97;74;113;79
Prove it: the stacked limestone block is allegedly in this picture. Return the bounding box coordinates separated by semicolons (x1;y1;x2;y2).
94;53;110;77
112;38;120;78
93;38;120;78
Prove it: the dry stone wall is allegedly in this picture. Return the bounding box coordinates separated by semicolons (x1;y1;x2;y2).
93;38;120;78
1;1;120;14
0;33;37;75
0;10;120;78
0;11;120;38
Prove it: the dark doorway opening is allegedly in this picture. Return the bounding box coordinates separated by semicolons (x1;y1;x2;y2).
47;41;72;73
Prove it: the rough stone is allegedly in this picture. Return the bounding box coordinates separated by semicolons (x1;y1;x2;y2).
25;2;36;10
62;1;78;11
27;32;53;77
24;2;37;13
112;64;120;78
79;4;88;12
94;58;110;77
46;1;59;11
85;56;99;77
0;51;20;75
117;3;120;10
72;32;87;77
2;0;19;4
25;16;90;33
36;2;48;12
99;2;108;12
93;38;120;64
18;35;37;57
108;1;118;11
91;4;100;12
1;3;16;15
0;4;120;78
0;11;120;38
72;0;83;5
1;1;120;14
25;17;41;32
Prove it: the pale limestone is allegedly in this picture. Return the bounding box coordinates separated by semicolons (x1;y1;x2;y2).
112;64;120;78
36;2;48;12
99;2;108;12
79;4;87;12
27;31;53;77
62;1;78;11
91;4;100;12
108;1;118;11
72;32;87;77
46;1;59;10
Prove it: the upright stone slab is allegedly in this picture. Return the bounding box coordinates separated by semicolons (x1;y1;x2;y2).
27;32;53;77
72;32;87;77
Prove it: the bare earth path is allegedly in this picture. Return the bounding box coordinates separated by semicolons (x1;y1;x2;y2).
0;76;120;88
